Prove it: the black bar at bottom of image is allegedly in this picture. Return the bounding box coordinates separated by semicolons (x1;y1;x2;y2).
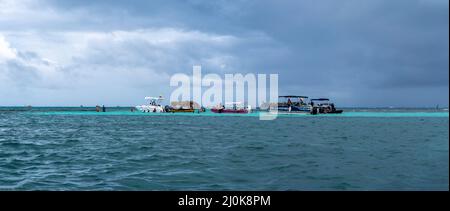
1;191;447;209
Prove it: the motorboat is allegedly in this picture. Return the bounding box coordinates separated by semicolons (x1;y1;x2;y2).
211;102;251;114
135;96;165;113
165;101;196;113
274;95;311;113
310;98;343;114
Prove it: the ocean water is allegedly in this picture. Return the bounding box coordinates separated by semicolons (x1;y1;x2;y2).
0;107;448;190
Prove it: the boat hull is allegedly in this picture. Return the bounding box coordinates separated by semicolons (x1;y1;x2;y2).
311;107;343;114
135;105;165;113
277;105;311;113
169;109;195;113
211;108;248;114
326;110;343;114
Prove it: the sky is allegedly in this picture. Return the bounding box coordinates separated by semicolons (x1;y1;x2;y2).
0;0;448;107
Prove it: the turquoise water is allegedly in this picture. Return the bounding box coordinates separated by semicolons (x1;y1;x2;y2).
27;106;449;118
34;110;449;118
0;107;448;190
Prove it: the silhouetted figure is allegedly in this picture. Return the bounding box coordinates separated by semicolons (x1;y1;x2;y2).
102;105;106;112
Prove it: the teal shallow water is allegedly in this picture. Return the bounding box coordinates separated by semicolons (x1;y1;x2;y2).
32;110;449;118
0;107;448;190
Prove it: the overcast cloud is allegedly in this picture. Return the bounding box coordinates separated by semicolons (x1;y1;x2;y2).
0;0;448;107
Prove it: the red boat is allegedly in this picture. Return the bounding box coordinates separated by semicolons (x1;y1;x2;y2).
211;102;251;114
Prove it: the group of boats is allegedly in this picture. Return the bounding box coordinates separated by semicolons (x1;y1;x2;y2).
135;95;343;115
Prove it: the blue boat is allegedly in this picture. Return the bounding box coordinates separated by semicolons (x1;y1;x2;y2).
277;95;311;113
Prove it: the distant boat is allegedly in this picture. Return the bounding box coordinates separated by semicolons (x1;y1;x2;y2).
165;101;196;113
135;96;165;113
274;95;311;113
310;98;343;114
211;102;251;114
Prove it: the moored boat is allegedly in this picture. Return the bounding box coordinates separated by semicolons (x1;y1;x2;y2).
211;102;251;114
165;101;196;113
274;95;311;113
135;96;165;113
310;98;343;114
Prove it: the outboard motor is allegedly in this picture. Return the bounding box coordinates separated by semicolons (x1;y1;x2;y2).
164;105;171;112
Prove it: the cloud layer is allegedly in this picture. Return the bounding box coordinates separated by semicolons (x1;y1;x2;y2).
0;0;448;106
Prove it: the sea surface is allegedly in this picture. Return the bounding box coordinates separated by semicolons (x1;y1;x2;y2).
0;107;448;190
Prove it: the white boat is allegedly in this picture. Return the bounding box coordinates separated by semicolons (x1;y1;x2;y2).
211;102;252;113
135;96;165;113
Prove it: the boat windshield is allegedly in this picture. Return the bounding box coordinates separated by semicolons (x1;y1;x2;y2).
145;96;164;105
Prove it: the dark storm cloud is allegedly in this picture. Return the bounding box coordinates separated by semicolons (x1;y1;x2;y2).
1;0;448;106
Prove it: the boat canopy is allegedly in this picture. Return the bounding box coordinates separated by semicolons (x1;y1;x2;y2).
311;98;330;101
145;96;164;100
279;95;308;98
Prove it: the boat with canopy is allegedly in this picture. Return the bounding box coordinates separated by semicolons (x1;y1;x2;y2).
165;101;196;113
211;102;252;113
275;95;311;113
135;96;165;113
310;98;343;114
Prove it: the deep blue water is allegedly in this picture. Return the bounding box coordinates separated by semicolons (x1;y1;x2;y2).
0;107;448;190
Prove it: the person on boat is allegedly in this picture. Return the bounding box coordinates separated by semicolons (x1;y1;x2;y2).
331;103;335;112
287;98;292;106
325;105;332;113
102;105;106;112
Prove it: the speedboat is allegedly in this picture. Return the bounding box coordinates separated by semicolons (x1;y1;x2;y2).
135;96;165;113
310;98;343;114
211;102;251;114
274;95;311;113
